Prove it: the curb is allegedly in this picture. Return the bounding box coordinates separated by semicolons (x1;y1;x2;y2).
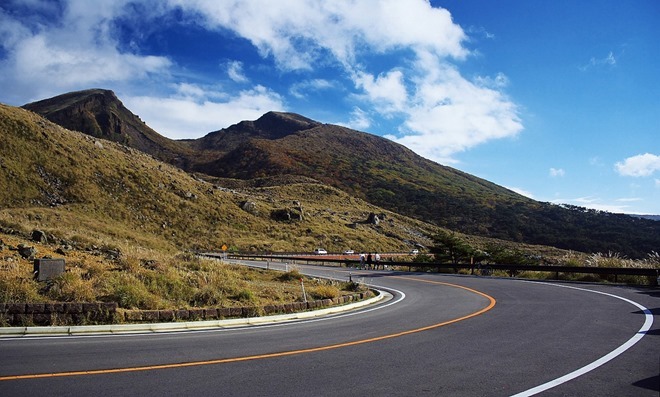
0;290;391;337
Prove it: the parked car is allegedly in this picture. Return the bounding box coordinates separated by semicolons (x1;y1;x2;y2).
343;249;355;254
314;248;328;255
409;249;419;255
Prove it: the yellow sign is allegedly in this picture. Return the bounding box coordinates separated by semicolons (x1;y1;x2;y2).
221;244;228;251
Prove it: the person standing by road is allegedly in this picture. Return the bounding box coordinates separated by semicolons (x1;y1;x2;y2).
367;253;373;270
375;252;381;270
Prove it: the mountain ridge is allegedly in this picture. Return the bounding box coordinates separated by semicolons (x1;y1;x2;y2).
1;102;446;254
20;89;660;258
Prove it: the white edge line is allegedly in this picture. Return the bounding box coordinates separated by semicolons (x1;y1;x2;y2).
511;282;654;397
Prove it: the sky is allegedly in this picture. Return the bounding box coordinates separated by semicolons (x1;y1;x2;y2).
1;0;659;215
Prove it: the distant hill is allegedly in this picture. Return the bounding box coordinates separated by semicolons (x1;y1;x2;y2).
631;214;660;222
22;89;660;258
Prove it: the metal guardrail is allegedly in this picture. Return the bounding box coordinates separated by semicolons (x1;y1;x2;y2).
202;253;660;286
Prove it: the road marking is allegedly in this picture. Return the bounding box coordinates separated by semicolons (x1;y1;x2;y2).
0;278;495;381
511;282;654;397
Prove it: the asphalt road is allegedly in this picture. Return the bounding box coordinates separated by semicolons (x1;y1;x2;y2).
1;262;658;396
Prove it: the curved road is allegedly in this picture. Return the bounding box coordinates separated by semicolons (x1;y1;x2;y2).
1;262;658;396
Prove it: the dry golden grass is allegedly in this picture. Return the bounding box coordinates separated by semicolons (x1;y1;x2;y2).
0;232;367;309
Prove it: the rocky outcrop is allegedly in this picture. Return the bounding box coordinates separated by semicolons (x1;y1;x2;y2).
241;200;258;215
22;89;192;167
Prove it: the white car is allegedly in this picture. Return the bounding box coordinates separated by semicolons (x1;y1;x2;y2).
409;249;419;255
343;250;355;254
314;248;328;255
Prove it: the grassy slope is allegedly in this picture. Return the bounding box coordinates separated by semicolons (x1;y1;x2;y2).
0;103;447;254
0;103;428;310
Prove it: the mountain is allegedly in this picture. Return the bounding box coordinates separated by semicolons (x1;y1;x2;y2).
22;89;193;169
0;102;442;254
21;90;660;258
186;112;660;259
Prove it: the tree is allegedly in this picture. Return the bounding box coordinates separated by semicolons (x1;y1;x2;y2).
430;231;474;264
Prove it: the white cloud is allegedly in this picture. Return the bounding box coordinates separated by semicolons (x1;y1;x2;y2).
169;0;468;71
353;70;408;114
589;156;604;167
346;107;371;131
473;72;509;89
549;168;565;177
616;197;642;203
0;0;523;161
551;196;632;214
0;0;172;104
123;85;284;139
507;186;534;199
385;56;522;162
289;79;334;99
226;60;249;83
615;153;660;177
164;0;521;162
580;51;617;71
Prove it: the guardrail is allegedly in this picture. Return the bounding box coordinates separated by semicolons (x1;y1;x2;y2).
201;253;660;286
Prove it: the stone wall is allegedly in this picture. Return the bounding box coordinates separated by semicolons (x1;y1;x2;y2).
1;291;373;326
0;302;118;326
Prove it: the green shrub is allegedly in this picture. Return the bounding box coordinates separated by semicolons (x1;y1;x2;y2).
235;289;255;303
102;273;161;309
191;285;224;306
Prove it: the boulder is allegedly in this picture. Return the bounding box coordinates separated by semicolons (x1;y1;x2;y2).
31;229;48;244
367;212;380;225
18;244;37;259
241;200;258;215
270;209;291;222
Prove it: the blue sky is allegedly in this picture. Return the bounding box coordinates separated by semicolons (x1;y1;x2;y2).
1;0;658;214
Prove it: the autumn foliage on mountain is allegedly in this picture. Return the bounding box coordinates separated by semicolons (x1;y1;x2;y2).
21;89;660;259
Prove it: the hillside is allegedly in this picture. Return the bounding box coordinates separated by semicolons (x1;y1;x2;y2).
190;114;660;259
22;90;660;258
0;103;443;254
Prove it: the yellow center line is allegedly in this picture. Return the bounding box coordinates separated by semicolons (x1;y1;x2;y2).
1;277;496;381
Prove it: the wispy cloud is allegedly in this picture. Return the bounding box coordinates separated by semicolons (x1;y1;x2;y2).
289;79;334;99
226;60;249;83
345;107;372;131
589;156;604;167
549;167;565;177
507;186;534;199
579;51;616;71
466;26;495;40
615;153;660;177
551;196;633;214
616;197;642;203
